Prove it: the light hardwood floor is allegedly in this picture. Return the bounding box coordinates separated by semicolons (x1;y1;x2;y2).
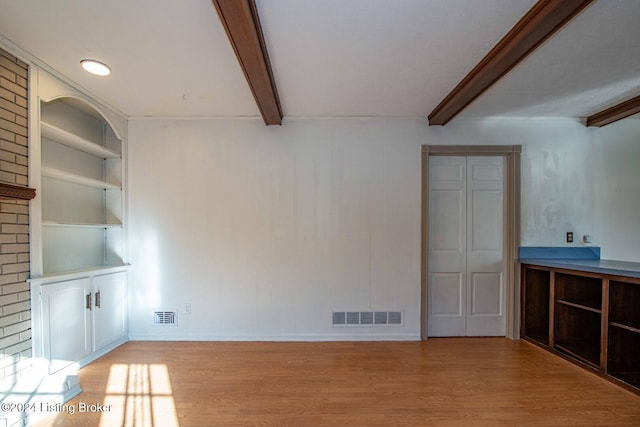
33;338;640;426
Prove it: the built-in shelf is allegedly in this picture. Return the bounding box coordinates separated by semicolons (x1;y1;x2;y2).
42;166;121;190
30;79;129;400
555;342;600;368
556;299;602;314
42;221;122;229
41;121;120;159
523;267;551;347
522;262;640;395
610;322;640;334
610;373;640;389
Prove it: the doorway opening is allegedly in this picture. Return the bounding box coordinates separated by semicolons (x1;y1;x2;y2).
421;145;521;339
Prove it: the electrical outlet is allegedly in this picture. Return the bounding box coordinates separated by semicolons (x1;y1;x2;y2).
566;232;573;243
183;303;192;315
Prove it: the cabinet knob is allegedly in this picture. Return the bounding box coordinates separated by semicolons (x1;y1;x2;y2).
95;291;101;308
86;293;92;310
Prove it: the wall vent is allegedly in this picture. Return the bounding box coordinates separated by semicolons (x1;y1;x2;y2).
332;311;403;326
153;310;177;326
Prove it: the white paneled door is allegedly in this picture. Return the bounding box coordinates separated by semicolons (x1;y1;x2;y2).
428;156;506;337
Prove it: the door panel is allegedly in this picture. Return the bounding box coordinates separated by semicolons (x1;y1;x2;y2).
431;272;463;315
428;156;466;337
466;156;505;336
470;272;502;315
471;190;502;251
428;156;505;337
431;190;464;251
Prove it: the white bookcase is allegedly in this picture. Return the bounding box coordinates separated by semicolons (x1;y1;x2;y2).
29;69;129;382
40;98;124;274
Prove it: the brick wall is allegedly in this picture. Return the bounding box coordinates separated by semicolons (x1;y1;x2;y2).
0;47;31;381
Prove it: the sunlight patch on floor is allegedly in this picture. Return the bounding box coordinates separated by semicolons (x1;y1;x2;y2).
100;363;179;427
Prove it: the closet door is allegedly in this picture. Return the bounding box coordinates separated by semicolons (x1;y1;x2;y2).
465;156;505;336
428;156;467;336
428;156;505;337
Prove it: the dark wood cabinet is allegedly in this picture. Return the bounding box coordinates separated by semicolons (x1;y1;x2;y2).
553;272;603;367
523;267;551;346
608;280;640;389
521;263;640;394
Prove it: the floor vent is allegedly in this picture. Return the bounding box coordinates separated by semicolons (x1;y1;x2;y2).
154;310;177;326
332;311;403;326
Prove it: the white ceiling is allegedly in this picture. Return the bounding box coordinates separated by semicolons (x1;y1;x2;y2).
0;0;639;121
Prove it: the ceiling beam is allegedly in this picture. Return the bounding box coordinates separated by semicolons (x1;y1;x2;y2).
428;0;593;126
212;0;283;125
586;95;640;127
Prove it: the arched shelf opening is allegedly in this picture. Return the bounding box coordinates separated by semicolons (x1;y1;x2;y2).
38;95;125;276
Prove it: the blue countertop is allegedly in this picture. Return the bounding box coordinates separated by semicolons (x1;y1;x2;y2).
520;258;640;279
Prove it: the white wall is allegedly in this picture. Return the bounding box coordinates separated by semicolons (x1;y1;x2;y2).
591;119;640;261
127;118;423;340
127;116;640;340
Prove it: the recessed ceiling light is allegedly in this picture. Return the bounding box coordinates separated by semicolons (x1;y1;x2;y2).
80;59;111;76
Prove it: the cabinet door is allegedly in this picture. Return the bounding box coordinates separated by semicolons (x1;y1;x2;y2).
41;278;92;374
93;272;127;350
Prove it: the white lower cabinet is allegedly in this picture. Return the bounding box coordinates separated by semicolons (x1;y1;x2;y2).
93;272;127;351
37;269;128;374
41;278;92;374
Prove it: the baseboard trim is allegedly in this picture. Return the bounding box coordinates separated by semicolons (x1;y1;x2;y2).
127;334;420;342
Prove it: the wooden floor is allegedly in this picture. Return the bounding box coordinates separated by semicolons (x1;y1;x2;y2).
33;338;640;426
